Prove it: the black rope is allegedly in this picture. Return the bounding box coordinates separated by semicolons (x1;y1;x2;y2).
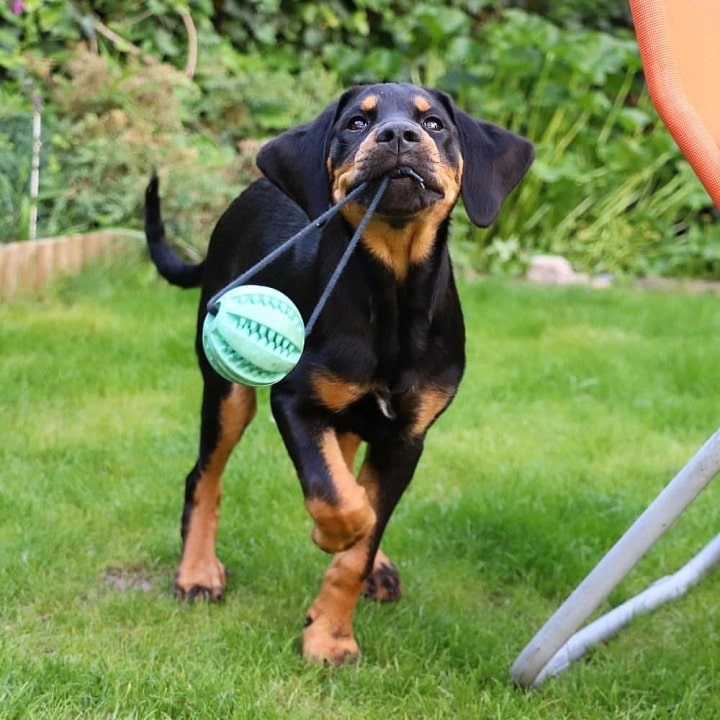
305;175;389;335
205;176;390;338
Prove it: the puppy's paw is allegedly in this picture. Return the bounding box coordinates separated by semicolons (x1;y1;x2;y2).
302;612;360;666
175;557;227;603
362;552;402;602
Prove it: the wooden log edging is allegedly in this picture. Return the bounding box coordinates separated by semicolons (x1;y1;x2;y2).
0;230;142;302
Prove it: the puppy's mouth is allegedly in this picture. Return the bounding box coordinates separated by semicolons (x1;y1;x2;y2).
388;166;427;189
346;165;444;219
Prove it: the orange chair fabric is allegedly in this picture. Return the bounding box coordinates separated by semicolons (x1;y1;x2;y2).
629;0;720;207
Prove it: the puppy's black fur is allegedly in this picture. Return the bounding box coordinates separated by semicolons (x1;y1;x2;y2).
145;83;533;664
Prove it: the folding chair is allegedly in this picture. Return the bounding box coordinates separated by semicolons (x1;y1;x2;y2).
510;0;720;688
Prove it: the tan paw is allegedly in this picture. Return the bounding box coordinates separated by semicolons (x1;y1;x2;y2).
174;557;227;602
302;612;360;666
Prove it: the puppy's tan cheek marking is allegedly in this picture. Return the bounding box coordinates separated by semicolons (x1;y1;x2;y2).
426;140;463;200
330;162;355;203
449;153;464;198
330;134;376;202
408;150;462;239
417;157;462;236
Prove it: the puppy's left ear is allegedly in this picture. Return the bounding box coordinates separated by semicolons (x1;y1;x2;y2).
256;103;339;220
454;110;535;227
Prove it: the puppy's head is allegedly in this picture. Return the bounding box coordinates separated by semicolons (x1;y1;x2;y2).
326;84;463;224
257;82;534;228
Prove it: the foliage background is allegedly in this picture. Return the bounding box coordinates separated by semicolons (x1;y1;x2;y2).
1;0;718;278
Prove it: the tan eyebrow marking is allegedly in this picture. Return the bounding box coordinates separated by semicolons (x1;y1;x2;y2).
414;95;431;113
360;95;379;112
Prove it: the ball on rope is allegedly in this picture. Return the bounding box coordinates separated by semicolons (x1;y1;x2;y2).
202;285;305;387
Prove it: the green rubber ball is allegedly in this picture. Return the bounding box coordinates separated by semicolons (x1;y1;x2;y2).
202;285;305;387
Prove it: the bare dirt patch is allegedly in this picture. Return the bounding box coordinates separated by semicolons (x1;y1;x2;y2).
102;565;154;593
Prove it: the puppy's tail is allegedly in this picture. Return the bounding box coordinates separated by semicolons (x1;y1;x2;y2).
144;172;205;289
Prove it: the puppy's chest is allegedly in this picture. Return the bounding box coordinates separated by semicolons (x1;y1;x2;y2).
311;298;444;427
360;280;436;380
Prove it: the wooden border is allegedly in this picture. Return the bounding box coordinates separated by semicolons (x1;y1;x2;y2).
0;230;140;302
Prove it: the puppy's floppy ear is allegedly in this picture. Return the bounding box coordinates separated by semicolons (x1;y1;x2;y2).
256;102;339;220
453;109;535;227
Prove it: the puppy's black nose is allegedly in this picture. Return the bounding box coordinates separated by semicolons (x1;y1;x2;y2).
375;121;421;153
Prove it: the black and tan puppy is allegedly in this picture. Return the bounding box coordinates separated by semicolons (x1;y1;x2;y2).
145;82;534;664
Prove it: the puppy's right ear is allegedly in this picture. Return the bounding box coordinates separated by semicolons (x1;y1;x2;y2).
256;103;339;220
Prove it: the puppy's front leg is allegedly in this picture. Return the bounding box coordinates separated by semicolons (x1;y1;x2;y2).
304;427;376;553
272;391;375;554
302;435;426;664
271;389;379;663
302;535;372;665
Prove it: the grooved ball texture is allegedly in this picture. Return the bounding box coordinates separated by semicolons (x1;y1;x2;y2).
202;285;305;386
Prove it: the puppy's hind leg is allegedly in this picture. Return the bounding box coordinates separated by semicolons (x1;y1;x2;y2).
338;433;401;603
176;379;257;601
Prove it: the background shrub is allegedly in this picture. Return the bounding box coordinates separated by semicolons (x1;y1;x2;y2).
1;0;717;278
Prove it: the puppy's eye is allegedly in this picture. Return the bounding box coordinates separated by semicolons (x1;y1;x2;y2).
423;116;444;132
347;116;368;131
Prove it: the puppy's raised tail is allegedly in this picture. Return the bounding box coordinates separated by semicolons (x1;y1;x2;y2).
144;173;205;289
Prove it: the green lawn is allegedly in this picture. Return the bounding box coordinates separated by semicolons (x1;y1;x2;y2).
2;251;720;719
